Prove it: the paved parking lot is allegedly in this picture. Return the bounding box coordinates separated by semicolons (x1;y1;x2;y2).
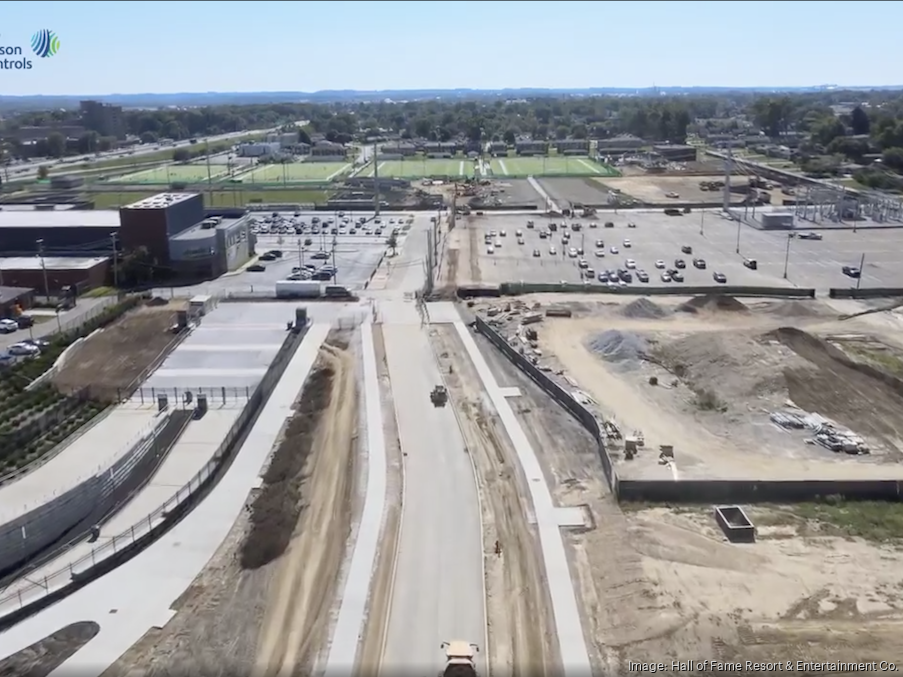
467;210;903;290
159;210;425;296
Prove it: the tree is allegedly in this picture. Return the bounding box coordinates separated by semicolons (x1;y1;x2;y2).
140;131;158;144
851;106;870;135
37;165;49;180
45;132;65;158
76;131;99;154
503;129;516;146
811;117;846;147
172;148;190;163
881;147;903;173
826;136;870;162
386;231;398;257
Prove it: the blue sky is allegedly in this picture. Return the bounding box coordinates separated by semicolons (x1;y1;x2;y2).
2;0;900;96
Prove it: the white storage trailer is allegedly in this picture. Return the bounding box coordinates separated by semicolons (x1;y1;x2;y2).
275;280;323;299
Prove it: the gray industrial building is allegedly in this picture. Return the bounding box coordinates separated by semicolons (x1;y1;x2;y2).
515;140;549;156
0;207;121;256
555;139;590;154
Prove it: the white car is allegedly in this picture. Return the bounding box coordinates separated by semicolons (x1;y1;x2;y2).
500;230;507;237
568;248;578;258
623;239;632;248
494;239;502;248
8;342;39;356
549;246;557;255
625;259;637;269
594;250;606;258
655;259;666;269
610;246;619;254
486;246;495;254
0;319;17;334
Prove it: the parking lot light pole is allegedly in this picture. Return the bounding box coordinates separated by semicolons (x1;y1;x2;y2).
856;253;866;290
700;209;705;237
782;233;792;279
735;220;741;254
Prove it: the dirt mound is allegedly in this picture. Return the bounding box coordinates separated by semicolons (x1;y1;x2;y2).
587;330;648;368
768;327;903;443
766;300;832;318
0;621;99;676
653;330;803;402
621;298;668;319
241;361;334;570
678;295;748;314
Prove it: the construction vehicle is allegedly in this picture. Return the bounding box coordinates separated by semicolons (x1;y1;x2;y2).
440;641;480;677
580;206;597;217
430;385;448;407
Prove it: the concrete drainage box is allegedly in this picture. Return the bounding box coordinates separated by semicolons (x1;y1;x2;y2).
714;505;756;543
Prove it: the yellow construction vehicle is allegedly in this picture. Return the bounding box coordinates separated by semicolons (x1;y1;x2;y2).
440;641;480;677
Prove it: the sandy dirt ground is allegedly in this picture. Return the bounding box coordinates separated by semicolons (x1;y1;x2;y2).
430;324;558;676
53;301;187;401
472;313;903;675
597;175;746;205
520;296;903;480
0;621;99;677
351;324;404;676
98;334;358;677
253;340;357;677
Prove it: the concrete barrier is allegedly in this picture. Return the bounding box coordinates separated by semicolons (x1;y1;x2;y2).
498;282;817;299
456;285;502;298
829;287;903;299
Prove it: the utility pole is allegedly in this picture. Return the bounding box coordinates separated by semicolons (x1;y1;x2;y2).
782;233;791;279
735;220;741;254
297;238;303;268
205;139;213;204
372;143;380;220
700;209;705;237
856;253;865;290
111;232;120;290
36;238;50;301
723;149;732;214
331;232;338;284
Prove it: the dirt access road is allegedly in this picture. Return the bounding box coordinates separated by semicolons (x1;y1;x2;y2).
53;301;186;402
97;334;358;677
430;324;557;675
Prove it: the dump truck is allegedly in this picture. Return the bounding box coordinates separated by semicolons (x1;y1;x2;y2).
440;641;480;677
430;385;448;407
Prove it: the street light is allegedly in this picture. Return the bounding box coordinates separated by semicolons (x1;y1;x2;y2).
782;233;792;279
735;219;742;254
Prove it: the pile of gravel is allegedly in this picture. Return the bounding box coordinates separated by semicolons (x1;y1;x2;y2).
678;294;748;314
621;297;668;319
587;329;648;368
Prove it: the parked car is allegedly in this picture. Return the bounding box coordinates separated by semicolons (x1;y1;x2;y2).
674;258;686;269
681;245;693;255
8;342;39;356
842;265;860;278
0;319;18;334
16;315;34;328
247;264;266;272
692;258;707;269
713;271;727;283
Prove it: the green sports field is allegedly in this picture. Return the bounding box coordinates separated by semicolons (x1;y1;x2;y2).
487;156;619;178
238;161;353;183
358;158;476;179
108;164;230;184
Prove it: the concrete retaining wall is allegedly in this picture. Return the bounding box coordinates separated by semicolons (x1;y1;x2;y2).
497;283;817;298
829;287;903;299
0;410;172;578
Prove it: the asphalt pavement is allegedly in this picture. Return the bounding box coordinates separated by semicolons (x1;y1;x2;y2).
0;296;117;351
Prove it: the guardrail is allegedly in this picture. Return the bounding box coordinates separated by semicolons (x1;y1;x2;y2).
0;321;310;625
829;287;903;299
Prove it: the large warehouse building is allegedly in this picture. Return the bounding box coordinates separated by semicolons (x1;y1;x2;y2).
0;192;256;287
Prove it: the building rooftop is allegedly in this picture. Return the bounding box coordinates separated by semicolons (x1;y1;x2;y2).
0;210;120;229
0;256;109;271
170;216;246;242
123;192;200;210
0;285;35;304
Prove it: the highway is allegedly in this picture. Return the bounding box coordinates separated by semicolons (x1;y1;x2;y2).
5;129;278;181
374;216;488;676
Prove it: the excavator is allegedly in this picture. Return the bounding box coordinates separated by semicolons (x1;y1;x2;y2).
440;641;480;677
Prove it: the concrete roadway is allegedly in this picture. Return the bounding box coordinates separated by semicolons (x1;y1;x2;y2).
373;215;487;675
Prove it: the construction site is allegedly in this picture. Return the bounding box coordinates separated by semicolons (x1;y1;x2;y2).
464;291;903;673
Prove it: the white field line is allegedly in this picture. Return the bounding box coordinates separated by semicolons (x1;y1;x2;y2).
577;159;600;174
458;161;464;176
327;164;352;181
366;162;386;178
499;159;509;176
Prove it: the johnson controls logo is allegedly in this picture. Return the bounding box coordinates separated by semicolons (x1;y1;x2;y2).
0;30;61;70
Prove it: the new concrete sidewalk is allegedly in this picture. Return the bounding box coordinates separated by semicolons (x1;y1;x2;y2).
0;324;331;676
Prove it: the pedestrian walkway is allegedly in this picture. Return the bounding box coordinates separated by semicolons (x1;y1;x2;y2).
0;324;331;676
0;405;161;524
0;407;243;605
